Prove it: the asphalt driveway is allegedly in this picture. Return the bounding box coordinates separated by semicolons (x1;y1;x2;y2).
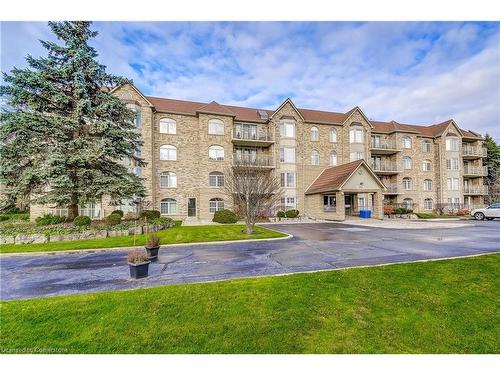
1;220;499;300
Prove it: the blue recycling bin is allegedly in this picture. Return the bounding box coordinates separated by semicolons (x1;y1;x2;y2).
359;210;372;218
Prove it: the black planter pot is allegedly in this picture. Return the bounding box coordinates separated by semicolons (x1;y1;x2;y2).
145;246;160;260
129;261;151;279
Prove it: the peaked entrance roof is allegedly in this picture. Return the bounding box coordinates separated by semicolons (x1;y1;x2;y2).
196;101;236;117
305;160;384;195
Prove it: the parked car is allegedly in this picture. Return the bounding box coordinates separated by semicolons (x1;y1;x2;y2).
471;203;500;220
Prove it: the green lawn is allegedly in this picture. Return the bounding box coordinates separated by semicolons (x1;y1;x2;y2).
1;254;498;354
0;224;286;254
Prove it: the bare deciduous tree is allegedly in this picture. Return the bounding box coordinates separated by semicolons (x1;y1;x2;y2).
222;157;283;234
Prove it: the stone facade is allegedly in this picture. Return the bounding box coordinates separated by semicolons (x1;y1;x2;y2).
31;84;487;221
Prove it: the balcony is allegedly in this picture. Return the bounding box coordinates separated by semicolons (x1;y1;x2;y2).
383;184;400;195
462;145;487;159
463;185;489;195
232;128;274;147
370;140;400;155
371;161;401;175
232;153;275;169
463;165;488;177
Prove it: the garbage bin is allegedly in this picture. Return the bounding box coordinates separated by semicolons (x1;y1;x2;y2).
365;210;372;218
359;210;371;219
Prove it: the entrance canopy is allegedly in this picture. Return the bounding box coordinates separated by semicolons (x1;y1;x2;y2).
305;160;385;195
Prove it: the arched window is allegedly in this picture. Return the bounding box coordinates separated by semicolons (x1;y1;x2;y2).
402;177;412;190
160;198;177;215
422;140;432;152
403;156;412;169
422;160;432;172
208;145;224;161
160;145;177;161
209;171;224;187
423;179;432;191
424;198;433;210
159;118;176;134
402;136;412;149
349;124;364;143
310;127;319;141
209;198;224;213
329;151;337;166
159;172;177;188
329;128;337;143
403;198;414;210
311;150;320;165
208;119;224;135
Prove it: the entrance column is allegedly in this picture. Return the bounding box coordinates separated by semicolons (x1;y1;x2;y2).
337;191;345;221
373;191;383;219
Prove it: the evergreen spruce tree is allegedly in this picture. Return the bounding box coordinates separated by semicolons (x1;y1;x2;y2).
0;21;145;219
483;134;500;203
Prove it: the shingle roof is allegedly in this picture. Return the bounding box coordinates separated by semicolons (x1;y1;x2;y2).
143;95;482;138
305;160;364;195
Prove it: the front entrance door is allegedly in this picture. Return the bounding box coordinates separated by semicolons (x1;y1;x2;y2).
187;198;197;217
345;195;353;216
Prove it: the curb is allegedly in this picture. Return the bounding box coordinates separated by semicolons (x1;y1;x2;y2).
0;230;293;257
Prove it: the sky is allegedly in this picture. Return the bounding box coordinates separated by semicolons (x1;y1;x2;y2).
1;21;499;139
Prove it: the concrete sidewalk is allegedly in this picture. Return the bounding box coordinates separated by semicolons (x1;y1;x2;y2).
342;217;473;229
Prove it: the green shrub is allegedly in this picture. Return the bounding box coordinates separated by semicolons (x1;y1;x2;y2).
212;209;239;224
285;209;299;218
141;210;161;221
0;215;9;222
277;211;286;218
111;210;124;218
150;217;173;225
35;213;66;226
73;215;91;227
105;213;122;226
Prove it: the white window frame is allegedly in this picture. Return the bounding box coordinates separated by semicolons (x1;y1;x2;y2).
422;140;431;153
446;137;459;151
311;150;320;165
447;178;459;191
281;172;296;188
350;152;364;162
310;127;319;141
349;126;364;143
422;160;431;172
209;172;224;187
208;145;225;161
403;198;414;209
280;121;295;139
403;178;412;190
159;118;176;134
329;128;337;143
208;119;224;135
402;136;412;149
403;156;412;170
160;198;177;215
424;198;433;210
160;172;177;188
423;179;432;191
209;198;224;213
160;145;177;161
329;152;337;166
280;147;295;163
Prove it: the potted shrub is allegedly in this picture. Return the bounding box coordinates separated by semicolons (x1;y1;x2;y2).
128;249;150;279
145;234;161;260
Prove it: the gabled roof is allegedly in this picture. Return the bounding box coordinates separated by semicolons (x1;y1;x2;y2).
305;160;384;195
342;106;374;128
270;98;305;121
110;83;154;107
119;91;483;138
196;101;236;117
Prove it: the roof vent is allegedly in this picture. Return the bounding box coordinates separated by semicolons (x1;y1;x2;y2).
257;110;269;120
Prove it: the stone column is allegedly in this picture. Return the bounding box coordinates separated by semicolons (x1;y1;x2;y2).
372;191;383;220
337;191;345;221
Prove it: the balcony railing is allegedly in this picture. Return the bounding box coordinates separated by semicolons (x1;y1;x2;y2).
462;146;487;157
384;184;399;194
463;165;488;176
233;129;273;142
371;161;400;173
370;139;399;150
463;185;489;195
233;153;275;167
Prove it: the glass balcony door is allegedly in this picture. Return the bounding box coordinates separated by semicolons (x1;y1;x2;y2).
235;124;257;140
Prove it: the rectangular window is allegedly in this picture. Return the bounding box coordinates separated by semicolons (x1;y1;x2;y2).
209;174;224;187
447;178;459;190
281;172;296;188
209;200;224;213
446;138;459;151
135;111;141;128
280;147;295;163
160;201;177;215
446;158;459;170
323;195;336;212
422;141;431;152
208;121;224;135
280;196;296;210
349;128;364;143
280;121;295;138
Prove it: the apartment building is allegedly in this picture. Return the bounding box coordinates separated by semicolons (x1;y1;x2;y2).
30;83;488;221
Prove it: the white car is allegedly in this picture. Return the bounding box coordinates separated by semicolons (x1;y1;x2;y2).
471;203;500;221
